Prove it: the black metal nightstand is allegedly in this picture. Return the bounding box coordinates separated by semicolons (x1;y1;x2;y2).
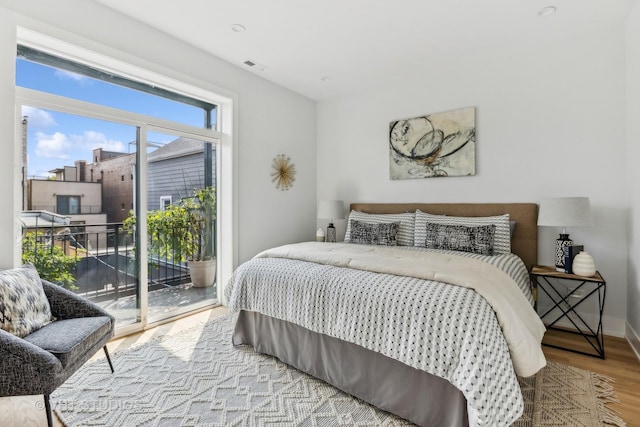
530;265;606;359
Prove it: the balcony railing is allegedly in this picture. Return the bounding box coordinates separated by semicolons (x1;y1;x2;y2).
30;205;104;215
22;222;191;303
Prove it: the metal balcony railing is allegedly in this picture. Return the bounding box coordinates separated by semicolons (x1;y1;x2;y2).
30;205;104;215
21;222;191;304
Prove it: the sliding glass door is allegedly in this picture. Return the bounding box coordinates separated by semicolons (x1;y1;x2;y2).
143;129;218;323
16;44;223;334
19;105;143;328
17;91;220;334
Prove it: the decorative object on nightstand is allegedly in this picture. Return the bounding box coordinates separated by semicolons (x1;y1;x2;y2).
316;227;325;242
537;197;593;272
562;244;583;274
317;200;344;243
572;251;596;277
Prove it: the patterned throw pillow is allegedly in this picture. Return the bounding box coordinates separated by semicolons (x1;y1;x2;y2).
415;210;511;254
349;220;400;246
344;211;415;246
424;222;496;255
0;263;53;338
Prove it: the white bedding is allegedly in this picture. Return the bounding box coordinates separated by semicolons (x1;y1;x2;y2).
226;242;546;426
255;242;546;377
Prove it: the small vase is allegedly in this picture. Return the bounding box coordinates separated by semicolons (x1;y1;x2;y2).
555;234;573;272
572;251;596;277
326;223;336;243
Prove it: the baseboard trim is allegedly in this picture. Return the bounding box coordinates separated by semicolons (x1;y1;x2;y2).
626;321;640;362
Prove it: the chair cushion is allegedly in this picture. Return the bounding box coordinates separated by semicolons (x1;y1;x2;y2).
23;316;113;368
0;263;53;337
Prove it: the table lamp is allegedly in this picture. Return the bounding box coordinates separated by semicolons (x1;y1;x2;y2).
537;197;593;271
317;200;344;243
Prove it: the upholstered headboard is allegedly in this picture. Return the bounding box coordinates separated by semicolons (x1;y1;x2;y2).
349;203;538;271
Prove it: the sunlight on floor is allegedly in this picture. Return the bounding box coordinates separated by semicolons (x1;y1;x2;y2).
1;308;229;427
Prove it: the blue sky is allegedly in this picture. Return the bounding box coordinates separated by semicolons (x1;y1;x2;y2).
16;59;207;178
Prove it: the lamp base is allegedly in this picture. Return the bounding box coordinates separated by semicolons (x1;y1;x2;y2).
555;233;573;271
326;223;336;243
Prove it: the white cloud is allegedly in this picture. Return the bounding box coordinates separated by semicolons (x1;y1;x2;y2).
34;132;72;159
54;69;91;84
72;131;125;152
21;106;57;128
32;130;125;165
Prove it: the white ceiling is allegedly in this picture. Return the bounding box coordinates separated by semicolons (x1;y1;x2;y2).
93;0;634;100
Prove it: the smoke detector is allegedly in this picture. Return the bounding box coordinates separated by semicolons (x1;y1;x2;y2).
243;59;267;72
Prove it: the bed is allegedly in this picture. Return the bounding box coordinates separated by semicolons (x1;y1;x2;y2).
225;203;546;427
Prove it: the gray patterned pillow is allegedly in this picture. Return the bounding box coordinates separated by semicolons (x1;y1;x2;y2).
349;220;400;246
424;222;496;255
345;211;415;246
415;210;511;254
0;263;53;338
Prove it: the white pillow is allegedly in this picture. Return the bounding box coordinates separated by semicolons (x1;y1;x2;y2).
414;210;511;254
344;211;415;246
0;263;53;337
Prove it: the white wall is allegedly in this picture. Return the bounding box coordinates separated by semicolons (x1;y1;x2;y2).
626;2;640;357
317;25;629;336
0;1;635;341
0;9;19;266
0;1;317;281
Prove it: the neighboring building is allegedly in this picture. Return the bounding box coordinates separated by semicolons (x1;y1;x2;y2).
90;139;216;219
48;161;88;183
21;210;70;228
20;210;84;257
25;138;215;232
26;179;107;250
91;149;128;164
28;179;102;215
90;148;135;223
147;137;216;212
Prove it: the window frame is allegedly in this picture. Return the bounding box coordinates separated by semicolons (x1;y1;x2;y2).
15;27;237;334
16;87;221;334
56;194;81;215
160;196;172;210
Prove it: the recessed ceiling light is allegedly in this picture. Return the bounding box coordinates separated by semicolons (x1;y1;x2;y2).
538;6;557;17
231;24;246;32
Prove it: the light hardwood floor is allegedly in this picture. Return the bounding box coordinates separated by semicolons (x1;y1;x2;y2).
542;329;640;426
2;307;639;427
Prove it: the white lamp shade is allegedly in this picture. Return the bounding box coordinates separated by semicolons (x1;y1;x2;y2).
317;200;344;221
537;197;593;227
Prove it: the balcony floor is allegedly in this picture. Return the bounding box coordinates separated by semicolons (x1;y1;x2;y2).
97;282;218;325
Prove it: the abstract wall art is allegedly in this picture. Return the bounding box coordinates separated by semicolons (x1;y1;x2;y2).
389;107;476;179
271;154;296;190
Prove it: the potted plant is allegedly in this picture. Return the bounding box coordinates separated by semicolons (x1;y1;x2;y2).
183;186;216;287
124;186;216;287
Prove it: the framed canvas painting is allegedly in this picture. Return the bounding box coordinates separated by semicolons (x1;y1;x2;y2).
389;107;475;179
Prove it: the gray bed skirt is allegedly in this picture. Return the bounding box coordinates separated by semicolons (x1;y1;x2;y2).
232;310;469;427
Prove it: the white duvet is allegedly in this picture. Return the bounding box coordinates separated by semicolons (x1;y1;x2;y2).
255;241;546;377
227;242;546;426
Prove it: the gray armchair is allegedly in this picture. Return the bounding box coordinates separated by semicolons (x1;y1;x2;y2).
0;279;115;427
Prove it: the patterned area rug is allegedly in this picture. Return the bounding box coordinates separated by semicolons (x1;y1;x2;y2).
53;314;625;426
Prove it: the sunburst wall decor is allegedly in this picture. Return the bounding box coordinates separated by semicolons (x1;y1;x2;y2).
271;154;296;191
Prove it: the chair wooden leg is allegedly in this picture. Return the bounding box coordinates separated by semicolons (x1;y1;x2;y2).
44;394;53;427
103;345;115;373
